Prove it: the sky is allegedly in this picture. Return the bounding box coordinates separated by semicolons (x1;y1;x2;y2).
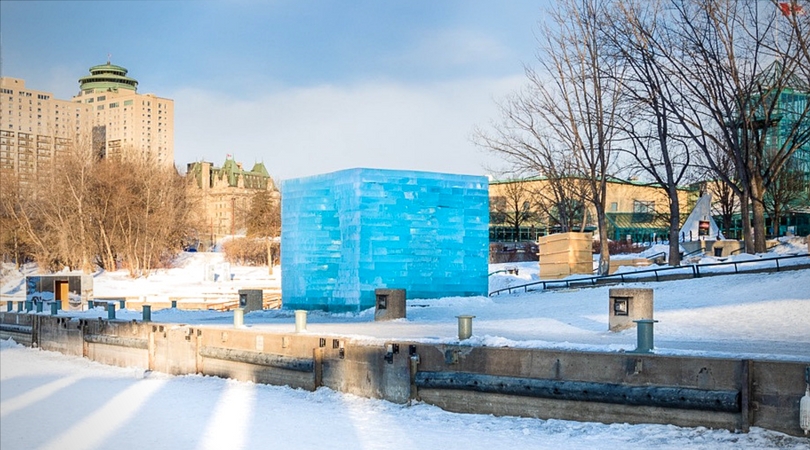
0;0;550;181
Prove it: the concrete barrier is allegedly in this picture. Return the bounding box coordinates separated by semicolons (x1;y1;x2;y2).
38;316;83;357
0;312;35;346
0;311;807;437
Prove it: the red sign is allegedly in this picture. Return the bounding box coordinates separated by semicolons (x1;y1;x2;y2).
698;220;710;236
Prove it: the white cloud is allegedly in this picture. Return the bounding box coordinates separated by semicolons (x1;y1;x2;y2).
390;28;515;70
171;75;524;181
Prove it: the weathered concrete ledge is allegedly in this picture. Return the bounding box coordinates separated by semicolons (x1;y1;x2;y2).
1;312;807;437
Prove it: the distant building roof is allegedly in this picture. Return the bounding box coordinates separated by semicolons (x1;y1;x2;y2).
78;62;139;92
187;157;276;190
754;59;810;92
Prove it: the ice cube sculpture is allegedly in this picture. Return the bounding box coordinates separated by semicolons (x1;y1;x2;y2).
281;168;489;312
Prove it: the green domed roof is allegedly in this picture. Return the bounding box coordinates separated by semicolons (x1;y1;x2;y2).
78;63;138;92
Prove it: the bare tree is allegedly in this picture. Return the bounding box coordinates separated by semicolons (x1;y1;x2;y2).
2;138;194;276
648;0;810;253
702;145;741;238
476;0;623;275
246;187;282;273
88;159;131;271
0;137;96;272
490;178;536;242
1;177;56;270
764;158;808;236
528;175;590;234
603;0;694;266
0;170;31;268
114;154;192;277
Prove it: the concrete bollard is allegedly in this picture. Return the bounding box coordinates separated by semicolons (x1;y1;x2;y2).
142;305;152;322
295;310;308;332
50;302;58;315
233;308;244;328
25;300;33;312
456;315;475;340
632;319;659;353
35;302;43;313
107;302;116;320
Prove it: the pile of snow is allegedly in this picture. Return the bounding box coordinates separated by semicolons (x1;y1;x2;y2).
0;252;279;302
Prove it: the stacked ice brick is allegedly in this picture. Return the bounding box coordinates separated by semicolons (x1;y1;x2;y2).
281;168;489;312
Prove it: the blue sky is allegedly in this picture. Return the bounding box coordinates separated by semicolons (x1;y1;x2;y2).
1;1;548;180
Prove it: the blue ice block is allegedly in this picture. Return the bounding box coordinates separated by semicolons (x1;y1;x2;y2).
281;168;489;312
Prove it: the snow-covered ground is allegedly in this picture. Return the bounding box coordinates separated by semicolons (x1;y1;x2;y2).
1;236;809;449
3;238;806;361
2;339;808;450
0;251;280;306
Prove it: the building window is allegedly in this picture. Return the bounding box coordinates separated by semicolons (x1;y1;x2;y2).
633;200;654;213
97;96;106;101
632;200;655;223
610;202;618;212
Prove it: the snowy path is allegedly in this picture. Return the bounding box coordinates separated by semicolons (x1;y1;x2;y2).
1;340;807;450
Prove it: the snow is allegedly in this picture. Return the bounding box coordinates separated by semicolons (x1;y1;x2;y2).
2;339;808;450
1;239;810;448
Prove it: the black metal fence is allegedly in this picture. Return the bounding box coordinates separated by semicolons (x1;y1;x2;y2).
489;253;810;296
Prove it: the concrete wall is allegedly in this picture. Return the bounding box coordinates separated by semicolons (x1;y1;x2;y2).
1;311;807;437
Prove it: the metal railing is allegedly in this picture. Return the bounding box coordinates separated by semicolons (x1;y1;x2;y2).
489;253;810;296
644;252;666;262
681;248;705;259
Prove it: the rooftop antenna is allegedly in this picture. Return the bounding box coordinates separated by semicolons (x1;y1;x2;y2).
107;53;112;64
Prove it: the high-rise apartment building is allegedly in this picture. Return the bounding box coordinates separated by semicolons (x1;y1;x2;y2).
72;62;174;166
0;61;174;187
1;77;92;186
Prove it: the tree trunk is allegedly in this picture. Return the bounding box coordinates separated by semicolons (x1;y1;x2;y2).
596;204;610;276
13;233;20;270
99;224;116;272
722;213;732;238
267;240;273;275
750;176;767;253
740;191;754;254
667;191;681;266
